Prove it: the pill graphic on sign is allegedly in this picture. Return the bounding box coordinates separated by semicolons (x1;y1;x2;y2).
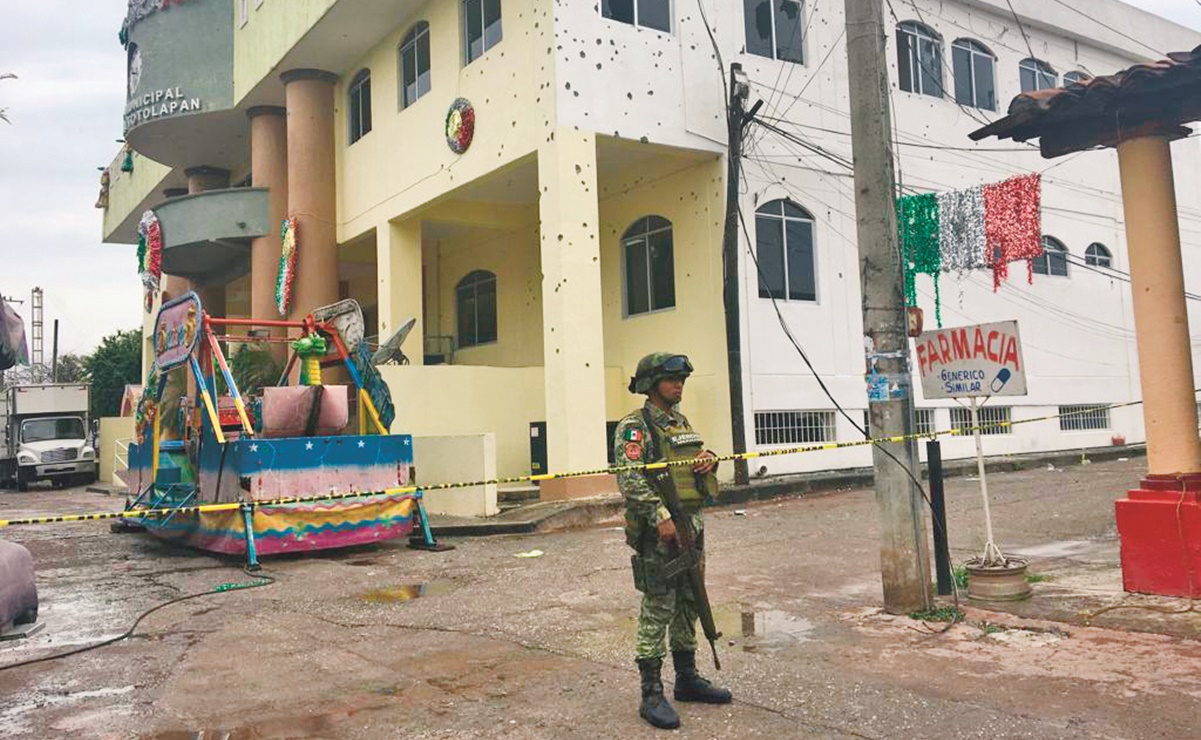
991;368;1011;393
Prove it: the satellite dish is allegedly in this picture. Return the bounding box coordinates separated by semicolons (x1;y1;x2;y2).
372;318;416;366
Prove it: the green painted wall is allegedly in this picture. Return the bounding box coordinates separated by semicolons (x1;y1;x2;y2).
124;0;234;133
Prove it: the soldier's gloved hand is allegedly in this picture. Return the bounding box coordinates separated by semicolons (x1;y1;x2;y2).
691;450;717;475
656;518;678;544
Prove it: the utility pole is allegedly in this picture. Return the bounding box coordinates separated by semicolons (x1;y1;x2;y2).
843;0;932;613
722;62;750;486
51;318;59;383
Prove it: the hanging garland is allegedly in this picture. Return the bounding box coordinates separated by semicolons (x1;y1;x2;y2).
896;174;1042;327
445;98;476;154
276;216;299;316
983;174;1043;290
936;186;986;274
137;209;163;313
897;192;942;326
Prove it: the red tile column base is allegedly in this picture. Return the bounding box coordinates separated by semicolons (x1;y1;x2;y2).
1114;473;1201;598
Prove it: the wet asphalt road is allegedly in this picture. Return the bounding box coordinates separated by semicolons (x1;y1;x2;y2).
2;458;1200;738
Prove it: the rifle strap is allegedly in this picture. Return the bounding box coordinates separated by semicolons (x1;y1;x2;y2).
640;407;662;464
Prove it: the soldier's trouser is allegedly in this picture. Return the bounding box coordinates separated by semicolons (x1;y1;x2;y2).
633;512;703;661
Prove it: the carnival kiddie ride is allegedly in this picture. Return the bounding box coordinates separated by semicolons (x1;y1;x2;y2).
120;292;447;568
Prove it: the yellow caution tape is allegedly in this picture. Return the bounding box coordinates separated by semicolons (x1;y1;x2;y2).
0;393;1191;529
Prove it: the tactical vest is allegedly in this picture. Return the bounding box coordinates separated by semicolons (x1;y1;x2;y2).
644;409;715;513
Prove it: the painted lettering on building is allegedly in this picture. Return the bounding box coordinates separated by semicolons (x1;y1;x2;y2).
124;86;202;129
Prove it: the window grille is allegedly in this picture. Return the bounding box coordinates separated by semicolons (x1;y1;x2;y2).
1059;405;1110;432
754;410;836;446
950;405;1011;435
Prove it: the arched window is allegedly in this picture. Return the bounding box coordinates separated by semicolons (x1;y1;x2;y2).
1019;58;1057;92
1033;236;1069;277
602;0;671;33
1085;243;1112;268
347;69;372;144
743;0;804;64
623;216;675;316
399;22;431;108
951;39;995;111
456;270;497;347
463;0;502;64
897;21;943;97
1063;70;1091;85
756;200;816;301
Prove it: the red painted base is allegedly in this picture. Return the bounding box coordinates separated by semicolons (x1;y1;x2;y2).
1114;474;1201;598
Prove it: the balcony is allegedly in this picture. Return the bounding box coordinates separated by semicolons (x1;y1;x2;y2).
152;188;271;283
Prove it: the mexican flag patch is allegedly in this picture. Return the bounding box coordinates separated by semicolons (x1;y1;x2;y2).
623;427;644;443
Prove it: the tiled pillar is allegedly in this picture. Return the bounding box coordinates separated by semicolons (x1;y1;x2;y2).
247;106;288;329
280;69;339;321
183;166;231;317
536;128;613;499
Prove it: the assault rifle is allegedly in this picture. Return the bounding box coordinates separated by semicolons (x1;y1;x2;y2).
645;465;722;670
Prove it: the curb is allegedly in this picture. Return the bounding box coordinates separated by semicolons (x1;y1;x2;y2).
430;496;623;538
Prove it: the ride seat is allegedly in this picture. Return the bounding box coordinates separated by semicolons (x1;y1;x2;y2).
259;386;349;438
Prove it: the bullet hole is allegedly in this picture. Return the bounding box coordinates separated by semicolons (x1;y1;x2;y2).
596;38;602;45
640;136;649;143
647;90;654;95
558;234;564;241
627;92;633;100
580;50;587;58
575;164;582;174
513;120;518;126
573;91;579;97
585;362;590;367
596;63;602;70
566;81;572;90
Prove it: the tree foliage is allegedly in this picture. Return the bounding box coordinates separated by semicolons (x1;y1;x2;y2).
82;329;142;418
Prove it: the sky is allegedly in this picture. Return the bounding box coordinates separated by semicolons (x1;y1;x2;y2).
0;0;1199;358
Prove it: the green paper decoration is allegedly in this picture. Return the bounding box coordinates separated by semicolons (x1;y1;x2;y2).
897;193;942;327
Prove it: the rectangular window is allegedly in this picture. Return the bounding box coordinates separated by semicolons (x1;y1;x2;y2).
238;0;249;27
755;410;837;446
756;214;785;299
648;229;675;311
950;406;1011;436
1059;405;1110;432
774;0;803;63
604;0;670;32
464;0;502;64
915;408;935;437
744;0;802;63
624;239;651;316
784;218;815;300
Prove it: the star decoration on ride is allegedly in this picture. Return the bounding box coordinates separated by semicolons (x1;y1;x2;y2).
305;441;314;450
249;444;258;453
358;441;366;448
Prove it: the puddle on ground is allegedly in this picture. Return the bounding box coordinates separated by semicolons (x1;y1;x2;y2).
621;605;814;653
360;581;453;603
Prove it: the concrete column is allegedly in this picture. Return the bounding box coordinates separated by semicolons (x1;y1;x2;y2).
536;128;613;499
377;218;424;365
280;69;339;321
185;166;230;194
1116;135;1201;475
184;166;231;318
248;106;288;327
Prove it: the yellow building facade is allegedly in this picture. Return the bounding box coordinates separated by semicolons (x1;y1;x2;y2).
103;0;735;488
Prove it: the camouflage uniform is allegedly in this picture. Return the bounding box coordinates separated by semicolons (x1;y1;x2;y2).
614;401;715;661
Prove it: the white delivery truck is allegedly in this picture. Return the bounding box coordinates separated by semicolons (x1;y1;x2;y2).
0;383;97;491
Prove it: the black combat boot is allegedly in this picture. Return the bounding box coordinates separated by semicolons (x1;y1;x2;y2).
672;650;732;704
636;657;681;729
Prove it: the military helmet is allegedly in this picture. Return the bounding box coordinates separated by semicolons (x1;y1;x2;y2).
628;352;694;394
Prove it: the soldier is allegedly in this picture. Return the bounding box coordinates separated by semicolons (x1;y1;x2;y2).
614;352;732;730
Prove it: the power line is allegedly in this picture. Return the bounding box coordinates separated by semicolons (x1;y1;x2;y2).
1002;0;1038;61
